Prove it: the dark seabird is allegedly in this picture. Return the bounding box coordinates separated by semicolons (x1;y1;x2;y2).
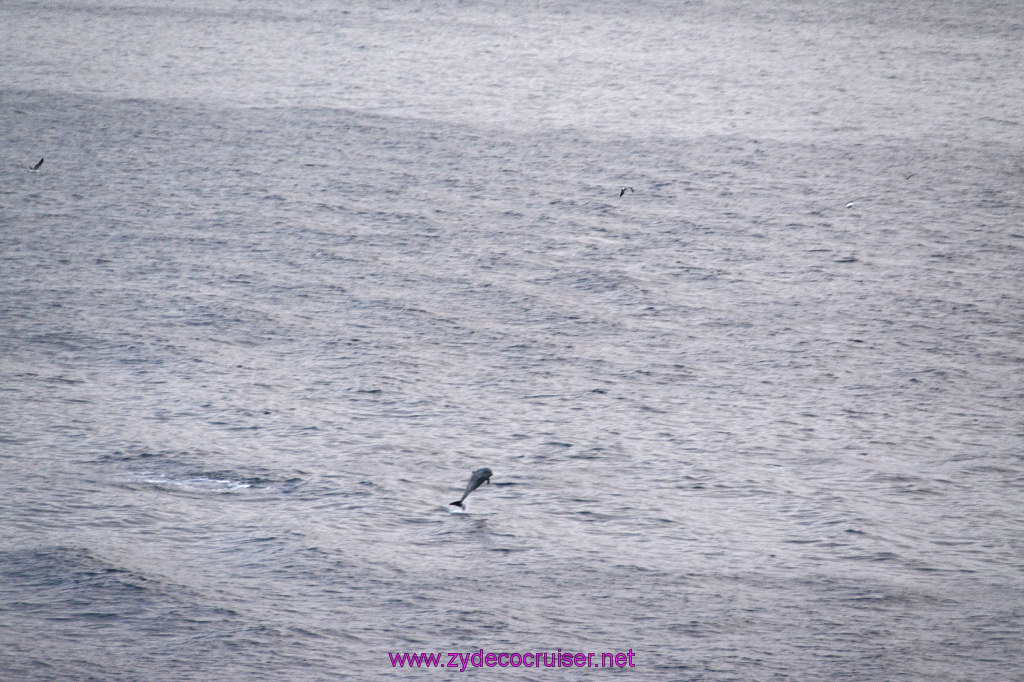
449;467;493;508
619;186;634;198
30;158;43;171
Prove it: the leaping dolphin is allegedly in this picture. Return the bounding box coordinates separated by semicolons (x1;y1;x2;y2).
450;467;493;508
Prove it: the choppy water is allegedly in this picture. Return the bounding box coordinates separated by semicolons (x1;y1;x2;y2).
2;0;1023;679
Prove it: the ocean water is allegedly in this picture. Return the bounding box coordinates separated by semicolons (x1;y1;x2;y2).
1;0;1023;679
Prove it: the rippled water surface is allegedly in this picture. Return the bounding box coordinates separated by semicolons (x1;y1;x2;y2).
2;1;1023;679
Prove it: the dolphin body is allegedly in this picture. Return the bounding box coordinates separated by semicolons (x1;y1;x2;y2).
449;467;493;508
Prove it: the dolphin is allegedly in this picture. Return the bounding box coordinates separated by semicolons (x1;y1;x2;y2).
30;158;43;172
449;467;493;507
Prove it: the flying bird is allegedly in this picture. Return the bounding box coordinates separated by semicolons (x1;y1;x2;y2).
30;158;43;171
619;186;634;198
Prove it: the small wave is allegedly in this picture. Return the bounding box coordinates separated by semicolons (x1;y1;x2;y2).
104;451;308;496
142;474;254;493
136;470;307;495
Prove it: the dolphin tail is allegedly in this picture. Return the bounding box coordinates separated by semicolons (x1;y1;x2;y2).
450;500;464;507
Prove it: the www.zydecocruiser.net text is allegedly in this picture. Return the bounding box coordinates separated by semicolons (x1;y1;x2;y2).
389;649;636;670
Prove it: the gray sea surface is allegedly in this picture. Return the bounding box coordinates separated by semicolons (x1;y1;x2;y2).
2;0;1023;679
